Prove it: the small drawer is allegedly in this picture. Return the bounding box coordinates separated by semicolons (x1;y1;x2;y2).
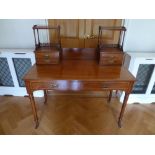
35;51;60;64
99;53;124;65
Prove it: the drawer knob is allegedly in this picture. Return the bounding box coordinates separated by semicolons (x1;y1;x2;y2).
102;84;108;88
51;83;58;88
109;60;114;63
44;55;50;59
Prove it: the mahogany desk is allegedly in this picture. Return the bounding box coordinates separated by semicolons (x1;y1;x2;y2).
23;60;135;128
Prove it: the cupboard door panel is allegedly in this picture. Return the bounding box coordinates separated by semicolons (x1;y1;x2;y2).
85;19;122;48
48;19;122;48
48;19;85;48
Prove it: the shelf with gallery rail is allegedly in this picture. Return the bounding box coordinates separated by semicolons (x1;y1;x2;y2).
97;26;127;66
33;25;62;65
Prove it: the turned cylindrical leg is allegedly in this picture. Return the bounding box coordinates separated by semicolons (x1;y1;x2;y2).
115;90;118;96
118;92;129;128
44;90;48;104
29;94;39;128
108;90;112;103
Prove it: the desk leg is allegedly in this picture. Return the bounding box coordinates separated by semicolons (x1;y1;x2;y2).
115;90;118;96
118;92;129;128
29;94;39;129
108;90;112;103
44;90;48;104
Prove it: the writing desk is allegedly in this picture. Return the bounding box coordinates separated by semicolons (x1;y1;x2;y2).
24;60;135;128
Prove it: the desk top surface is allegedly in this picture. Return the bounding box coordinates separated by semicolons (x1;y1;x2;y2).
24;60;135;82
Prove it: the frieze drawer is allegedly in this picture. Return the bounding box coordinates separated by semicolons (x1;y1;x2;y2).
30;80;130;91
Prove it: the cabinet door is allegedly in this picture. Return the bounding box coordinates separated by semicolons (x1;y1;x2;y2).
48;19;85;48
48;19;122;48
84;19;122;48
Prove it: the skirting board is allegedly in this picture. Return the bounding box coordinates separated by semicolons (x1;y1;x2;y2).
119;91;155;104
0;87;44;97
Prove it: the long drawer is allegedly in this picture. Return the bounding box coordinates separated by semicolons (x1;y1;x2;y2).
30;80;130;91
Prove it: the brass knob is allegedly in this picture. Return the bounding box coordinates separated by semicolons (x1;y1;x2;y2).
84;34;97;39
109;60;114;63
86;34;90;39
90;35;95;39
51;83;58;88
44;54;50;59
102;84;109;88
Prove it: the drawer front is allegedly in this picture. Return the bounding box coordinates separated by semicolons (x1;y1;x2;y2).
100;53;124;65
35;52;59;64
30;80;129;91
82;81;129;90
31;81;60;90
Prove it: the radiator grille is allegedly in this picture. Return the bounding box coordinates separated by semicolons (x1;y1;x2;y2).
0;58;14;87
132;64;154;94
13;58;32;87
151;82;155;94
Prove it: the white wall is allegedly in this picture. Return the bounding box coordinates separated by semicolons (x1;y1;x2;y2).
124;19;155;52
0;19;47;49
1;19;155;52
